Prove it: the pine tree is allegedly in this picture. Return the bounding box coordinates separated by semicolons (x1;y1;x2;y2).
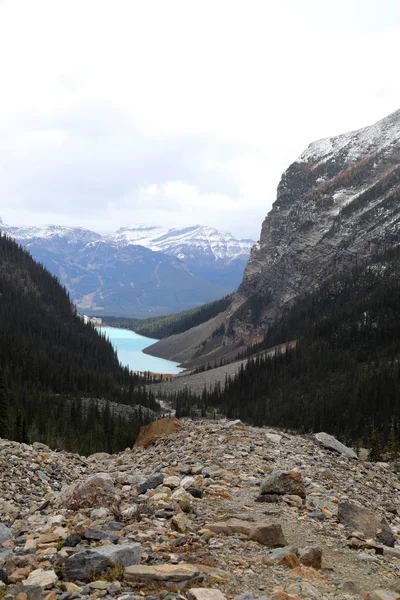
368;428;383;462
0;369;9;439
388;424;400;461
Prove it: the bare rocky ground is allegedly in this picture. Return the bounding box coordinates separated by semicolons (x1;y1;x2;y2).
149;358;248;397
0;419;399;600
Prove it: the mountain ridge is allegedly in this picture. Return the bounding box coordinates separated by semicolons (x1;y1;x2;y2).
0;222;254;317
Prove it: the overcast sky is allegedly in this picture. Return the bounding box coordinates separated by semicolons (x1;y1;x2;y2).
0;0;399;240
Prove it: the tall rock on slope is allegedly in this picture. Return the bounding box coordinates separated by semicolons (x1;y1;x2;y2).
238;108;400;332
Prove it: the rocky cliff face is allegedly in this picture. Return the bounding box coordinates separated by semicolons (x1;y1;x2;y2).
239;108;400;331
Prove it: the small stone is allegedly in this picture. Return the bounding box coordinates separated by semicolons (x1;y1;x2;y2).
283;495;303;508
63;581;83;596
171;488;193;512
364;592;400;600
0;523;12;544
83;528;119;543
340;581;360;594
124;563;202;583
137;473;164;495
299;546;322;569
181;476;195;489
64;533;82;547
164;476;181;489
224;419;243;429
171;513;189;533
206;519;287;547
187;487;203;498
24;569;58;589
89;580;110;590
188;589;227;600
265;432;282;444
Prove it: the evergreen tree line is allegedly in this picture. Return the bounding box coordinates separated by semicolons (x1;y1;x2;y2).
172;245;400;448
0;233;156;453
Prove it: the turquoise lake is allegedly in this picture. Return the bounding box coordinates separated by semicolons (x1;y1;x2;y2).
99;327;184;374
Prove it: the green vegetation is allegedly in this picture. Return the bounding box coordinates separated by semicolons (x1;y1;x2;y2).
173;246;400;447
0;233;156;453
102;293;233;339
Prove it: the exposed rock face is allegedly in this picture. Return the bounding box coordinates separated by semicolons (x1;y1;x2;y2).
237;109;400;335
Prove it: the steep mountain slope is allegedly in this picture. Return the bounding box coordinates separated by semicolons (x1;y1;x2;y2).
152;108;400;366
239;108;400;334
0;233;156;452
1;222;252;316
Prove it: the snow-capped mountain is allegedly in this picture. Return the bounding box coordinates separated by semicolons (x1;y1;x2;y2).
0;221;253;317
109;225;254;262
3;224;101;246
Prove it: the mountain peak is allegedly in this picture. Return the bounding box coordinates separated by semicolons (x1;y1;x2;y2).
298;108;400;167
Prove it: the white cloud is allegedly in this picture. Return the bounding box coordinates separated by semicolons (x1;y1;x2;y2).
0;0;399;238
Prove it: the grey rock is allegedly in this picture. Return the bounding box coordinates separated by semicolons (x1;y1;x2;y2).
224;419;242;429
64;533;82;547
3;585;44;600
315;432;357;459
267;546;299;562
95;543;142;566
64;550;114;580
0;523;12;544
84;528;119;543
136;473;164;495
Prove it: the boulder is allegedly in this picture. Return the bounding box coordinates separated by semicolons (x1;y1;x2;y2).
57;473;117;510
63;550;114;580
260;470;305;498
206;519;286;547
134;417;181;448
338;500;395;547
94;543;142;566
315;432;358;459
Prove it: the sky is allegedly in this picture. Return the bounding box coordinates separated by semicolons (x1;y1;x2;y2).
0;0;399;240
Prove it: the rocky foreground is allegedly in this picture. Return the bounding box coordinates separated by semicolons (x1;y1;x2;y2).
0;419;400;600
